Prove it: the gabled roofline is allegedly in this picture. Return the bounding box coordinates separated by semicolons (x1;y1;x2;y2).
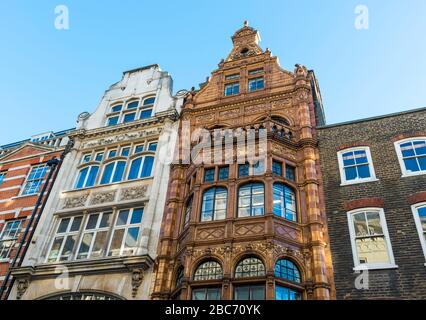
123;64;160;75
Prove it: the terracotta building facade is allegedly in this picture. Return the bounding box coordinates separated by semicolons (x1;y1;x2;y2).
152;23;334;300
318;108;426;299
0;130;73;296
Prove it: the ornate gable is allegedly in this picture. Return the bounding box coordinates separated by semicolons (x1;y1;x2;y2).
225;21;264;62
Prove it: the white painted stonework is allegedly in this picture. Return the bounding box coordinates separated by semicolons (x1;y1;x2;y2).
9;65;183;300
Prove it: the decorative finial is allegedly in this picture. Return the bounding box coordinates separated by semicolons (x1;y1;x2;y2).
244;20;249;27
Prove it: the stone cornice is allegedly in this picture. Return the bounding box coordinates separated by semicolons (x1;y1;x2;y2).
11;255;155;280
70;109;178;141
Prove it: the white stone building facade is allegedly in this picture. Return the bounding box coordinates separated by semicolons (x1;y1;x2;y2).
9;64;182;300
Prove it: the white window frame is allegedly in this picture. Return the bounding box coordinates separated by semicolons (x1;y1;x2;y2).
75;212;113;260
337;147;378;186
107;208;143;257
0;219;23;261
20;164;49;196
73;165;100;189
100;160;127;185
411;202;426;264
394;137;426;177
347;207;397;270
46;216;83;263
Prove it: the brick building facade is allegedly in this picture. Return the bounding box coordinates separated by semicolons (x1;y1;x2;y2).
0;130;73;294
318;108;426;299
152;22;334;300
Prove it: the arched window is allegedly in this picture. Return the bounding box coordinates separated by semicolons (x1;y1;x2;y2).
273;183;297;221
275;259;301;283
238;183;264;217
128;156;154;180
175;266;184;288
193;261;223;281
200;187;227;222
100;161;126;185
271;116;290;126
235;257;265;278
183;196;193;229
75;166;99;189
43;291;124;300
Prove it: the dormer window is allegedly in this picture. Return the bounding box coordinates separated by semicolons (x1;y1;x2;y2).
224;82;240;96
225;74;240;81
127;101;139;109
248;77;264;92
111;104;122;113
248;68;264;75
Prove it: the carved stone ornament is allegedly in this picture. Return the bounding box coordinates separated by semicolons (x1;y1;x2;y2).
16;277;30;300
120;186;148;201
63;193;89;209
131;269;144;298
90;191;116;205
82;128;162;149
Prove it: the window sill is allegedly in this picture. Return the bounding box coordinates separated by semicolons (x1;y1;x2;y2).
401;171;426;178
11;193;39;200
0;258;10;264
353;264;398;271
64;176;153;194
340;178;379;186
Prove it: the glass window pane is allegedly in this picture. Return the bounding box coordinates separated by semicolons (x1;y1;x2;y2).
218;166;229;180
86;166;99;187
251;286;265;300
192;289;207;300
111;105;122;112
86;214;99;230
418;156;426;171
112;161;126;183
48;237;63;262
91;231;108;258
70;217;83;232
60;235;77;261
124;227;140;250
414;140;426;155
57;218;70;233
77;233;93;260
140;109;153;119
366;212;383;235
354;150;368;164
234;287;249;300
357;165;371;179
286;165;296;181
356;236;390;264
207;288;221;300
117;210;129;226
100;212;113;228
148;143;158;152
128;158;142;180
342;152;356;166
108;229;125;257
131;208;144;224
353;213;368;237
101;163;114;184
404;158;420;172
143;97;155;106
141;156;154;178
418;207;426;231
107;116;119;126
75;168;88;189
400;142;415;157
127;101;139;109
344;166;357;181
123;113;136;123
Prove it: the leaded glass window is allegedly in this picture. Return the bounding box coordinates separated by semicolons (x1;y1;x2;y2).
275;259;301;283
193;261;223;281
235;257;265;278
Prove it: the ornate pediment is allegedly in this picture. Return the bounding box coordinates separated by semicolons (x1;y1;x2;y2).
225;21;264;62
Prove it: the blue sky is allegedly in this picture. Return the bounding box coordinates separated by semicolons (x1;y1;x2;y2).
1;0;425;145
